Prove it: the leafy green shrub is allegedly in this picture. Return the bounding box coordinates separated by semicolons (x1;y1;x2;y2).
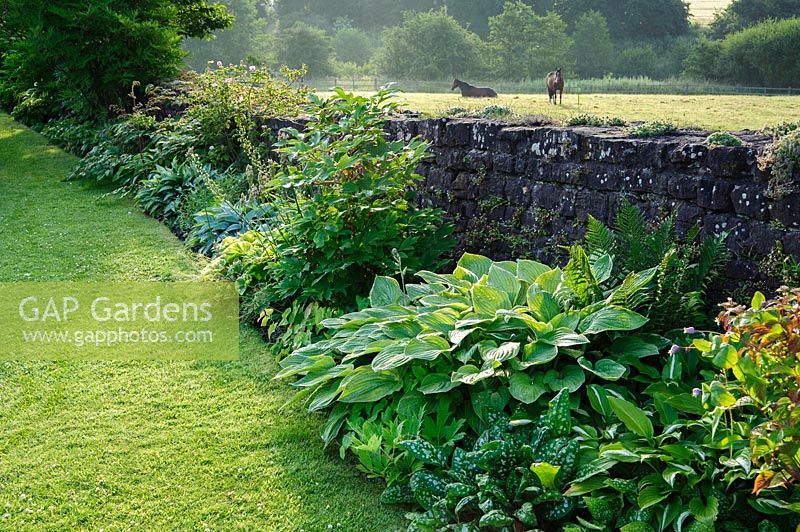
696;289;800;497
759;129;800;198
584;199;728;330
255;88;454;307
277;249;660;445
707;131;743;147
476;105;512;119
401;390;583;529
443;106;469;117
625;120;677;138
566;114;627;127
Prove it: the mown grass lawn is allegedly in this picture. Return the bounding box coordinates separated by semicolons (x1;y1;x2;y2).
389;92;800;131
0;114;406;531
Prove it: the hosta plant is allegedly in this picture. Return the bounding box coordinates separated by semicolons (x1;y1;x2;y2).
276;249;664;444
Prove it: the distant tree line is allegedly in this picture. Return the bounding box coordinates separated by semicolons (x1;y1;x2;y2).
183;0;800;86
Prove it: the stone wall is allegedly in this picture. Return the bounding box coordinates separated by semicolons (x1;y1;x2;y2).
383;118;799;287
265;116;799;288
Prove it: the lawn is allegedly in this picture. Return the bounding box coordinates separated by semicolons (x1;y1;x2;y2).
391;92;800;131
0;114;406;531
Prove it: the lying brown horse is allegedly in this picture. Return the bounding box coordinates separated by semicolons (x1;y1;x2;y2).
451;78;498;98
546;68;564;105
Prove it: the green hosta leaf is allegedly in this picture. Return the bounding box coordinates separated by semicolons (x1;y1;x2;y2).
520;342;559;366
536;267;563;294
610;335;661;358
449;327;477;346
608;396;654;439
416;309;459;334
579;307;648;335
541;389;572;437
337;367;402;403
371;341;411;371
399;440;448;467
527;286;561;322
688;495;719;523
487;263;520;298
457;252;493;279
404;335;450;361
419;373;458;394
578;357;627;381
517;259;551;284
481;341;520;363
638;485;670;509
479;510;514;528
369;276;403;307
564;476;607;496
537;328;590;347
591;253;614;283
452;364;496;385
544;365;585;393
531;462;561;490
587;384;612;416
471;284;511;315
509;372;547;404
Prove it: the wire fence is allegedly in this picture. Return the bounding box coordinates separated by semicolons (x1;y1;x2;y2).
304;77;800;96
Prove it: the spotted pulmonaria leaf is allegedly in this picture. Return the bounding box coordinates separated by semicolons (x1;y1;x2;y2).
380;483;415;504
540;389;572;437
478;510;514;528
543;496;576;521
399;440;448;467
409;470;448;510
584;495;623;525
515;502;538;526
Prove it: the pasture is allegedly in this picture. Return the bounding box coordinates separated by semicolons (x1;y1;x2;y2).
391;92;800;131
687;0;732;22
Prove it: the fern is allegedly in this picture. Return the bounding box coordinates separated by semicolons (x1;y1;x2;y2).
613;198;648;271
584;215;616;258
564;246;602;307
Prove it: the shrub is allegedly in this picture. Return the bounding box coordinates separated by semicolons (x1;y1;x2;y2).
253;88;454;307
707;131;743;147
759;129;800;198
696;289;800;495
625;120;676;137
0;0;232;120
584;199;729;330
765;120;800;139
39;118;99;157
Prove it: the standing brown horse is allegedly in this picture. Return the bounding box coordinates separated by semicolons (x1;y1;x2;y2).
451;79;498;98
546;68;564;105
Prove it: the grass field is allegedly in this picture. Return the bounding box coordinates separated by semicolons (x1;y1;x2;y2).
688;0;731;22
393;92;800;131
0;114;406;531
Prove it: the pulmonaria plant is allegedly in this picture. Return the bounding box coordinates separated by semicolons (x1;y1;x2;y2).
694;288;800;501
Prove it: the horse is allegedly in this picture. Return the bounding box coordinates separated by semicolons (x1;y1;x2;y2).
451;78;498;98
546;68;564;105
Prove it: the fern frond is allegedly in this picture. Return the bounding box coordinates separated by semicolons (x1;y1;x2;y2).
614;198;648;271
644;215;675;266
564;245;602;307
694;232;730;290
585;215;616;257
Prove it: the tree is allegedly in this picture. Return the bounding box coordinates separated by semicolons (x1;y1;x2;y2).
0;0;232;121
183;0;273;69
487;1;572;80
276;22;334;76
615;44;659;78
570;10;613;79
379;8;487;80
691;18;800;86
710;0;800;37
332;27;374;65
